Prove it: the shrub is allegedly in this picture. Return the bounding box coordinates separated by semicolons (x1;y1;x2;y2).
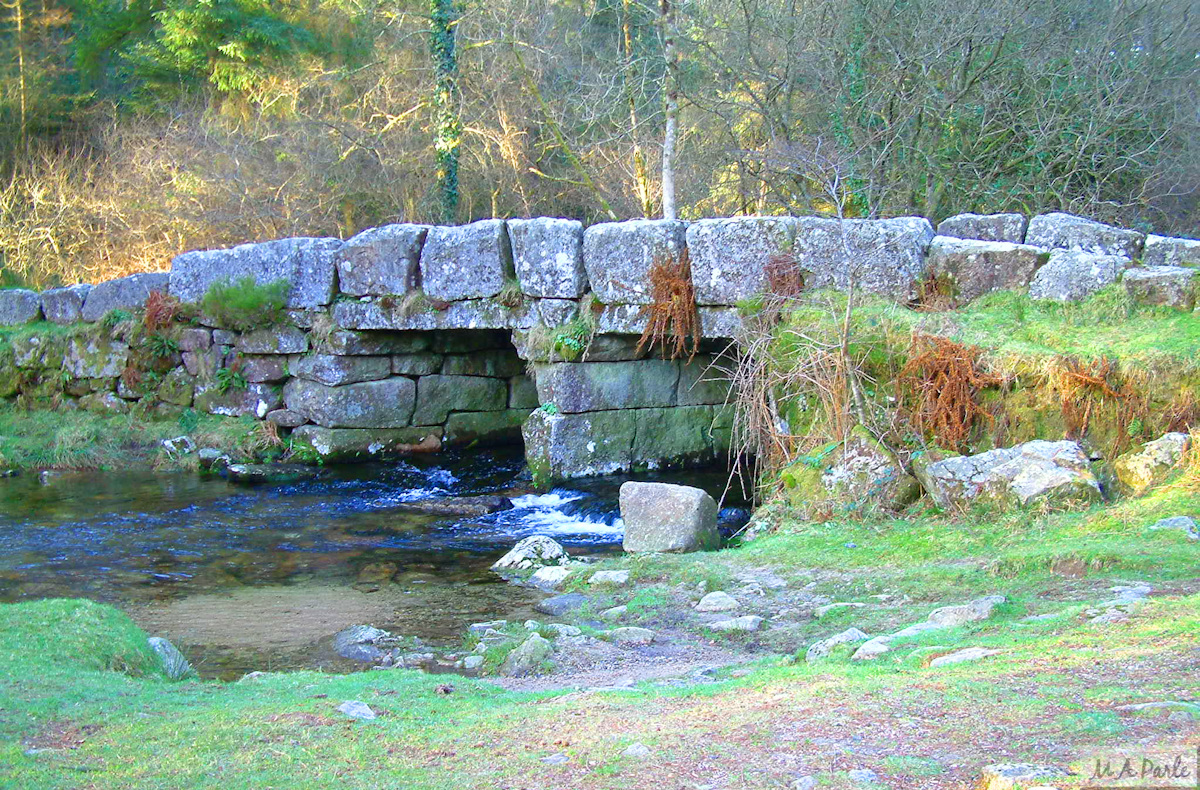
200;276;290;331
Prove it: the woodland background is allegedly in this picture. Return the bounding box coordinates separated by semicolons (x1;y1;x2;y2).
1;0;1197;287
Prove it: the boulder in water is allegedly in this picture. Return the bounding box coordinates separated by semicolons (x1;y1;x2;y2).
225;463;319;484
332;625;395;662
620;481;719;553
491;535;570;571
397;495;513;518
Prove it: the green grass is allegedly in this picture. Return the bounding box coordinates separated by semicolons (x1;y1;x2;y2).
200;276;290;332
0;405;273;470
860;286;1200;369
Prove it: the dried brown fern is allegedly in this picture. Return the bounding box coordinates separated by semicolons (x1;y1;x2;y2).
143;290;181;333
637;249;699;361
901;334;1000;450
1053;357;1145;456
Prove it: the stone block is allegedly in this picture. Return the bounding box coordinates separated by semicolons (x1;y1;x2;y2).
792;216;935;300
335;223;428;297
156;367;195;406
508;217;587;298
1143;234;1200;268
419;220;513;301
533;360;680;413
194;381;282;418
283;377;416;428
925;236;1048;304
430;330;513;353
239;355;291;383
523;408;637;482
81;272;170;322
441;349;525;378
12;334;65;368
391;353;443;376
266;408;307;428
1025;212;1144;258
290;353;391;386
583;219;687;304
40;285;91;325
332;297;528;331
935;212;1027;243
412;374;508;425
236;326;309;354
292;425;443;461
1029;249;1131;302
686;216;796;305
64;335;129;379
509;375;539;409
444;409;530;446
630;405;722;467
177;328;212;352
321;329;431;355
169;237;342;309
620;481;719;553
0;288;42;327
1122;265;1196;309
676;358;728;405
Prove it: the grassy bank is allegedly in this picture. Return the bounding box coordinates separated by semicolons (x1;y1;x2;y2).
2;473;1197;789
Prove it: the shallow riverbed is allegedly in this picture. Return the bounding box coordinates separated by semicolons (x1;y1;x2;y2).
0;448;744;679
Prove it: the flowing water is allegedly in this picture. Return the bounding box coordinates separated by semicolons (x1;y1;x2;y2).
0;448;746;679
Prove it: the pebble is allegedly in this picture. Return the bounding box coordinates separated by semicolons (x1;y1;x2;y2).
609;627;656;646
708;615;765;632
695;591;740;612
928;647;1002;668
848;768;879;783
792;776;817;790
337;700;376;720
589;570;631;585
541;752;569;765
622;742;652;759
600;605;627;620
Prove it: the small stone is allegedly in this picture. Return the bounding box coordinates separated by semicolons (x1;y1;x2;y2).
462;655;484;671
851;638;893;661
708;616;765;632
501;633;554;677
806;627;870;662
545;623;582;637
609;627;655;646
1149;516;1199;540
814;602;868;618
975;763;1065;790
535;593;587;617
847;768;879;784
468;620;507;634
529;565;573;591
927;647;1002;668
337;700;377;720
491;535;570;571
540;752;569;765
926;595;1006;627
792;776;817;790
600;605;627;620
147;636;192;680
161;436;196;455
695;591;740;612
622;742;652;759
589;569;630;586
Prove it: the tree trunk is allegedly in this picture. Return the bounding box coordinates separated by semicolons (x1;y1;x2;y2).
430;0;460;223
659;0;678;221
622;0;653;217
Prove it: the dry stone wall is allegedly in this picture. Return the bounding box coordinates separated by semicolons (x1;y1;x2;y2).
0;211;1196;480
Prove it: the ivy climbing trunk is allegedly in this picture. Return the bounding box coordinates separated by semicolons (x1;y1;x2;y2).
659;0;678;221
430;0;461;224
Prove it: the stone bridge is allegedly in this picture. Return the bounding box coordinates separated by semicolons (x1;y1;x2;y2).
0;212;1196;482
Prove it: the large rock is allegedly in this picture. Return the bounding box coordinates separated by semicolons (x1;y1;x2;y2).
975;764;1066;790
686;216;797;305
533;360;680;413
501;633;553;677
147;636;192;680
12;334;66;368
332;625;393;662
583;219;688;304
238;355;290;383
289;354;392;386
156;367;195;406
1122;265;1196;309
335;223;428;297
443;409;529;446
63;335;129;378
783;427;920;511
194;382;282;418
283;377;416;428
935;212;1027;243
39;284;92;325
1143;234;1200;268
491;535;570;571
805;627;870;662
322;329;431;355
419;220;513;301
332;297;527;332
792;216;935;300
620;481;719;553
236;326;309;354
0;289;42;326
169;237;342;309
1025;212;1144;258
80;272;170;322
914;440;1101;510
1114;432;1191;496
522;405;724;485
508;217;587;298
1028;249;1131;302
924;236;1048;304
412;374;508;425
292;425;442;461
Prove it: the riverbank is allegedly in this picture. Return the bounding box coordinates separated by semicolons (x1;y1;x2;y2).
3;471;1197;789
